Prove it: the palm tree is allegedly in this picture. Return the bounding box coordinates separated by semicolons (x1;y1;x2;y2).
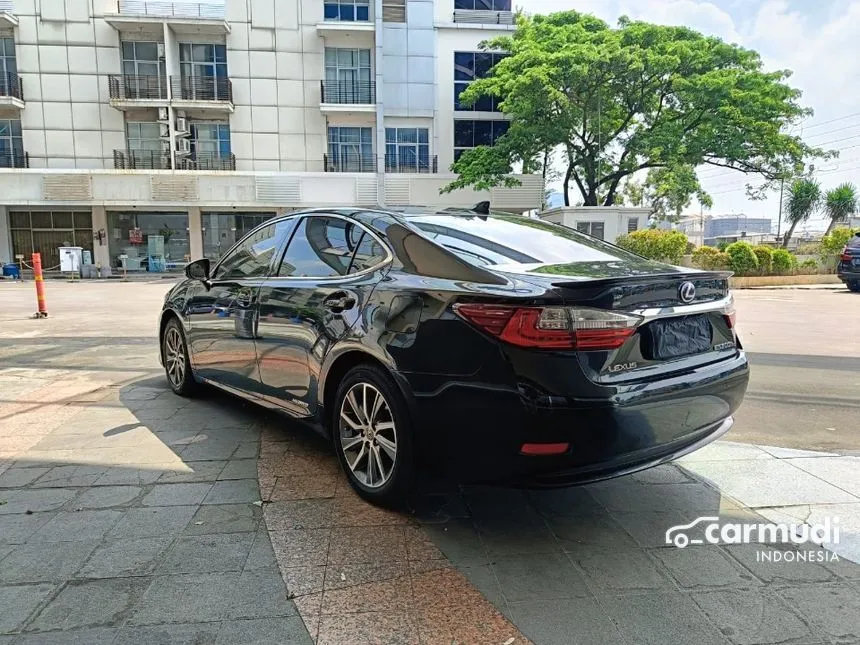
823;182;858;236
783;178;822;247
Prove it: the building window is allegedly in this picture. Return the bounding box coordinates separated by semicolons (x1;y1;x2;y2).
327;127;374;171
382;0;406;22
121;41;167;99
107;212;190;273
9;211;93;271
385;128;430;173
454;0;511;10
0;37;16;95
453;119;509;161
627;218;639;233
179;43;228;100
202;212;276;260
324;0;370;21
126;122;162;152
324;48;372;103
0;119;24;167
190;123;231;157
454;52;506;112
576;221;605;240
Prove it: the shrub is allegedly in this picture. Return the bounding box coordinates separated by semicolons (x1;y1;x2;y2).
752;245;774;275
691;246;730;270
615;229;689;264
798;259;818;273
771;248;796;274
725;241;759;276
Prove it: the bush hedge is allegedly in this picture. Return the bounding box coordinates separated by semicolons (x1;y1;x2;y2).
691;246;730;270
752;245;774;275
771;248;796;274
615;229;689;263
725;242;759;276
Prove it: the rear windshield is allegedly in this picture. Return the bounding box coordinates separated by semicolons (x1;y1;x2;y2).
408;214;641;267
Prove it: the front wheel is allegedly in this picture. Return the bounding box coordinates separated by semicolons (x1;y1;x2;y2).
161;318;198;396
332;365;414;507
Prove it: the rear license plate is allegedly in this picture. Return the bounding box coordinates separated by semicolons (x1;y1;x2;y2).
642;315;713;360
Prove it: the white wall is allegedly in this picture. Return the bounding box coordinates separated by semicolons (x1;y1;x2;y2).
540;207;651;243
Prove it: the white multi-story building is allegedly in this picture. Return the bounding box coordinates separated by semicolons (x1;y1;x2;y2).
0;0;541;273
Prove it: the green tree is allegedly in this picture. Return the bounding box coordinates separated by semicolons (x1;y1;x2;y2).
443;11;829;207
783;178;822;247
615;229;688;263
822;183;857;237
620;167;714;222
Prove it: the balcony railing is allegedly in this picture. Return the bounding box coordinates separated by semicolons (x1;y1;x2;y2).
108;74;168;101
177;152;236;171
0;73;23;101
173;76;233;103
324;154;377;173
0;0;13;12
385;155;438;174
114;149;171;170
320;80;375;105
452;9;514;24
116;0;225;19
0;151;28;168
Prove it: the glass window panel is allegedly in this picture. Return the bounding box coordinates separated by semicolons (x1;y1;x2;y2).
385;128;396;143
350;231;387;273
0;119;9;136
339;4;354;19
474;120;492;146
356;5;369;20
417;128;429;144
454;0;473;8
9;211;29;228
135;42;158;60
122;42;135;59
279;217;353;278
52;212;73;228
474;94;493;112
74;212;93;228
493;120;510;139
325;48;337;65
215;221;290;279
476;0;493;9
493;0;511;9
454;52;475;81
397;128;417;143
359;49;371;66
192;44;211;61
11;119;21;137
214;45;226;62
31;212;52;228
475;52;493;78
324;3;339;19
454;120;474;147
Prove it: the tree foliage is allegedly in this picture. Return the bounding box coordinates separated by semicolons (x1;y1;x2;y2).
443;11;829;208
783;178;822;247
822;183;858;237
620;166;713;222
614;229;688;263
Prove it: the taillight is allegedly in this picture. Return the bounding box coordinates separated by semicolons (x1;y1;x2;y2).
453;304;641;350
841;247;852;262
722;295;737;329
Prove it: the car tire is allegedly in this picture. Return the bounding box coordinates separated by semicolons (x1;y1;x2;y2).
161;318;198;397
848;281;860;293
332;364;414;507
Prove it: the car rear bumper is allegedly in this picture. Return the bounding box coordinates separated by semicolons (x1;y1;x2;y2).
406;352;749;487
838;262;860;282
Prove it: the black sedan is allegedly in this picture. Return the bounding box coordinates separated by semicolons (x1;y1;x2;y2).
837;231;860;292
158;206;749;505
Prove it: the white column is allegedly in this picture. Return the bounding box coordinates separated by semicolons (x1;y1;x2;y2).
375;0;385;206
0;206;10;263
91;206;110;269
188;207;203;260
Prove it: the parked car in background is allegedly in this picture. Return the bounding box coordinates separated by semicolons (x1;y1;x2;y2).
837;232;860;292
158;205;749;506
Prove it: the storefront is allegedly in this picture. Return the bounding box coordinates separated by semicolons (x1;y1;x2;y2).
107;212;190;273
201;212;276;261
9;210;93;270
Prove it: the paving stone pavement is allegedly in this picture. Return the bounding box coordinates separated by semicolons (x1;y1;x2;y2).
3;281;860;645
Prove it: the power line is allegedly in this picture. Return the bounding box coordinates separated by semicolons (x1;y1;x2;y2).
797;111;860;130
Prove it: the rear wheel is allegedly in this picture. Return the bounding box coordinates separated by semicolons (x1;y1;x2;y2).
161;318;198;396
848;281;860;292
332;365;413;507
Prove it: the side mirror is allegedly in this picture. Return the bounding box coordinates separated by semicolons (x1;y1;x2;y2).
185;258;210;281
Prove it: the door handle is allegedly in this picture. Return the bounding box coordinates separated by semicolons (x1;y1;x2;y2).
235;288;254;307
324;291;356;313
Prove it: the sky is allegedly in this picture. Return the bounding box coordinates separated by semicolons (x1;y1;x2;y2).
518;0;860;231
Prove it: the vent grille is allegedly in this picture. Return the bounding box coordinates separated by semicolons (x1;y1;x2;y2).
151;175;198;201
452;9;514;24
256;176;301;203
355;177;379;205
384;177;410;205
382;0;406;22
43;175;92;201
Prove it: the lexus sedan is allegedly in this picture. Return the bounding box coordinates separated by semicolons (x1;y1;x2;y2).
158;205;749;505
837;231;860;292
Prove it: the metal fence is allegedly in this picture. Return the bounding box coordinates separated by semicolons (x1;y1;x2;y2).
108;74;168;100
320;80;376;105
116;0;225;19
176;152;236;171
0;73;23;101
172;76;233;102
385;155;438;174
324;154;377;173
0;151;28;168
452;9;514;24
113;149;172;170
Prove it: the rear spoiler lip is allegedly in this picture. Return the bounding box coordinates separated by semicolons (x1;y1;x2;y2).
547;271;734;290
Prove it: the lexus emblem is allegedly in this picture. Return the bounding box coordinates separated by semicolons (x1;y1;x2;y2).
679;282;696;304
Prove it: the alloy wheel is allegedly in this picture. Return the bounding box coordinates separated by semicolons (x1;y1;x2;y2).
339;382;397;489
164;326;186;388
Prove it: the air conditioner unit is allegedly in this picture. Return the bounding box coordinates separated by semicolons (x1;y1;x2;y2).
157;43;165;59
176;110;186;119
160;140;171;152
157;107;169;122
176;138;191;155
159;123;170;138
175;117;188;135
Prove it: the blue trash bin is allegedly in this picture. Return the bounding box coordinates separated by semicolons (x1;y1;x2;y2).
2;263;20;279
